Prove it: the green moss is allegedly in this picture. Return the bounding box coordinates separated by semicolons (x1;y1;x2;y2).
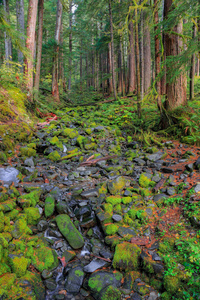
44;196;55;218
105;235;121;248
104;224;119;235
24;207;41;225
122;197;132;205
128;208;137;220
113;204;122;213
48;150;61;161
75;269;84;277
0;273;16;290
56;214;84;249
0;199;16;212
106;195;122;205
139;173;152;188
0;233;8;248
124;214;135;226
49;136;63;149
62;128;79;138
143;256;155;274
0;211;4;232
0;151;7;163
84;142;97;150
27;142;36;149
77;135;87;149
103;203;113;214
0;193;8;202
161;292;171;300
101;286;121;300
164;275;180;294
9;256;30;278
113;242;141;271
98;183;107;194
17;189;42;208
20;147;36;157
6;209;19;220
85;128;92;135
11;217;32;239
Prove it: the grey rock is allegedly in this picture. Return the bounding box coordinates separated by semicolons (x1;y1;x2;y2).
130;293;142;300
186;163;194;172
166;187;176;196
148;291;159;300
194;157;200;170
24;157;35;167
44;278;57;290
147;151;164;162
65;266;84;294
37;220;48;232
152;253;162;261
194;184;200;193
81;189;99;198
118;226;136;238
0;167;19;184
84;259;107;273
134;158;146;166
112;214;122;222
153;193;168;202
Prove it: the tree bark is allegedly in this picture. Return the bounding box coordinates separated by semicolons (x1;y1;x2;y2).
143;11;151;93
128;13;136;94
154;0;162;111
3;0;12;63
25;0;38;99
52;0;62;102
108;0;117;100
68;0;72;90
34;0;44;93
16;0;24;69
139;5;144;100
80;40;83;90
190;22;197;100
164;0;187;110
135;6;141;118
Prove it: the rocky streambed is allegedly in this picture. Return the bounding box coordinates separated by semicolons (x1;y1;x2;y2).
0;109;200;300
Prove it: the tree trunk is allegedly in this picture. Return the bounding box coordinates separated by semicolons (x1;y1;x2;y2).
108;0;117;100
108;43;113;94
52;0;62;102
25;0;38;99
80;40;83;90
34;0;44;93
143;11;151;93
164;0;187;110
135;7;141;118
154;0;162;111
3;0;12;63
139;6;144;100
128;13;136;94
68;0;72;90
16;0;24;69
196;55;199;77
190;22;197;100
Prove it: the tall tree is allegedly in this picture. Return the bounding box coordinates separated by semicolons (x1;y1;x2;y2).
52;0;63;102
135;2;141;118
164;0;187;110
108;0;117;100
189;22;197;100
3;0;12;63
25;0;38;99
16;0;24;68
68;0;72;90
34;0;44;93
127;11;136;94
143;10;151;93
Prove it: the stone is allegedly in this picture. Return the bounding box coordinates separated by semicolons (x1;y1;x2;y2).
62;250;76;264
81;189;99;198
56;214;84;249
24;157;35;168
44;195;55;218
130;293;142;300
113;242;141;271
65;266;84;294
166;187;176;196
161;167;174;173
185;163;194;172
118;226;136;238
152;253;162;261
44;278;57;290
0;167;19;184
84;259;107;273
194;184;200;193
112;214;122;222
107;176;126;195
147;151;164;162
194;157;200;170
153;194;167;202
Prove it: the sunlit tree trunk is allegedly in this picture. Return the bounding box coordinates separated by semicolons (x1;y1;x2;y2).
164;0;187;110
3;0;12;63
68;0;72;90
128;13;136;94
52;0;62;102
34;0;44;93
16;0;24;69
154;0;162;111
135;6;141;118
25;0;38;99
108;0;117;100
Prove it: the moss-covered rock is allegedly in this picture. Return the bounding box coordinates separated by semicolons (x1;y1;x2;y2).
0;233;9;248
56;214;84;249
0;199;17;212
0;151;7;163
0;211;4;232
62;128;79;139
113;242;141;271
17;189;42;208
100;285;122;300
139;173;152;188
49;136;63;149
8;255;30;277
84;142;97;150
48;150;61;162
164;274;180;294
44;196;55;218
20;147;36;157
11;217;32;238
24;207;41;225
76;135;87;149
107;176;126;195
104;224;119;236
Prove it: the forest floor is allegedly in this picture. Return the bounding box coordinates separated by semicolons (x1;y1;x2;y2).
0;92;200;300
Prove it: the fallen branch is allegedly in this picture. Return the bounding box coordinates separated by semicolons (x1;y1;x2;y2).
80;155;118;166
90;254;111;262
153;178;166;192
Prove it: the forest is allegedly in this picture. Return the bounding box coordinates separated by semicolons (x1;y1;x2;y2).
0;0;200;300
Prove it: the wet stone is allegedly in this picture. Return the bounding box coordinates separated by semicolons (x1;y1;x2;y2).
44;278;57;290
37;220;48;232
112;214;122;222
166;187;176;196
152;253;162;261
99;249;113;260
81;189;99;198
65;266;84;294
0;167;20;184
194;184;200;193
118;226;136;238
41;269;53;279
153;194;167;202
161;167;174;173
83;259;107;273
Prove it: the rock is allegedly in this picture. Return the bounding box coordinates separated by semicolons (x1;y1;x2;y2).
161;167;174;173
0;151;7;163
44;195;55;218
153;194;167;202
24;157;35;167
56;201;73;216
134;158;146;166
62;250;76;264
185;163;194;172
44;278;57;290
130;293;142;300
152;253;162;261
194;157;200;170
41;269;53;279
65;266;84;294
81;189;99;198
194;184;200;193
87;270;122;297
147;151;164;162
0;167;19;184
56;214;84;249
84;259;107;273
166;187;176;196
148;291;159;300
113;242;141;271
112;214;122;222
107;176;126;195
118;226;136;238
99;286;122;300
